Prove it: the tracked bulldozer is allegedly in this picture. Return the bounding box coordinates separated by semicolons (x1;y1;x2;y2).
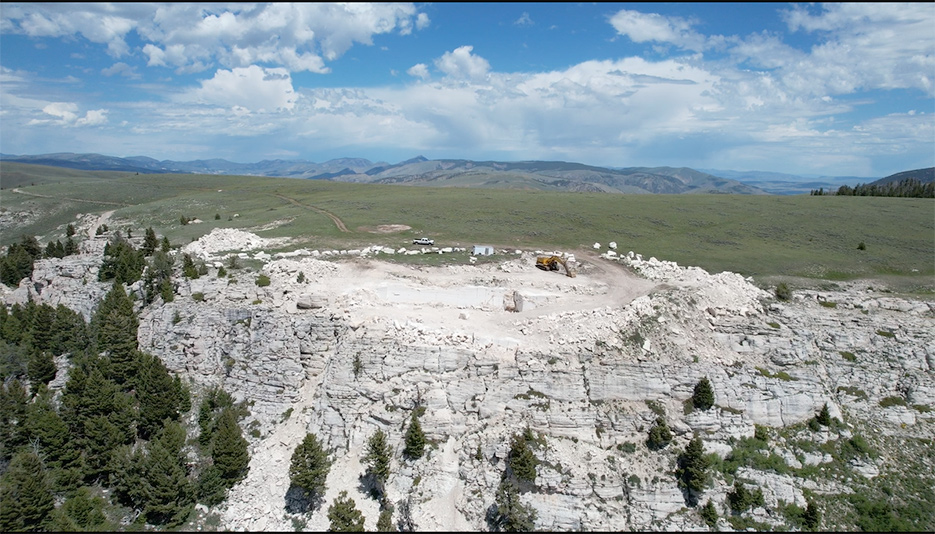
536;255;577;277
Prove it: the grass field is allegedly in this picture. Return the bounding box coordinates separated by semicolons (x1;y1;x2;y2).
1;162;933;290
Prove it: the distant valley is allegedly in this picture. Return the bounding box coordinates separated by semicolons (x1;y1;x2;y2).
1;152;930;195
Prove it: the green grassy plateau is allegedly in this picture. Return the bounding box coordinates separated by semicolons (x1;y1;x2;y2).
1;162;933;290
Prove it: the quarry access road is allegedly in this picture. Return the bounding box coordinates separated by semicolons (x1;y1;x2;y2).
272;193;349;232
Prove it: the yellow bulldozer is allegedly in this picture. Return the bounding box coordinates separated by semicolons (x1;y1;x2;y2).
536;255;577;277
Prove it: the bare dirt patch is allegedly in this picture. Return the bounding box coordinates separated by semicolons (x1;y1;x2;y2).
361;223;412;233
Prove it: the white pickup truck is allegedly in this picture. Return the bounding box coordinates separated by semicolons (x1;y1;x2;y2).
412;237;434;246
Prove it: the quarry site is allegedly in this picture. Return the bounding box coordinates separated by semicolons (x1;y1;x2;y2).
4;220;934;532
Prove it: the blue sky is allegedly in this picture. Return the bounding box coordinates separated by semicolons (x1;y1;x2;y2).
1;3;933;178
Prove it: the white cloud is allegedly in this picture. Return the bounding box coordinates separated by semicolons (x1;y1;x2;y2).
780;3;935;96
189;65;297;112
407;63;430;80
415;13;430;30
76;109;108;126
609;9;706;51
3;3;430;72
26;102;108;127
515;12;533;26
102;62;141;79
434;46;491;80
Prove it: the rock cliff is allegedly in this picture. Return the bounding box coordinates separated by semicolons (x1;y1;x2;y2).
4;228;932;531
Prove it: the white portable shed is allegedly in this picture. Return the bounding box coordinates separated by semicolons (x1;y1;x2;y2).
472;245;494;256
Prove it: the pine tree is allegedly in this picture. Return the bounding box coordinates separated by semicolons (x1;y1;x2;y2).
0;450;55;531
328;491;365;532
363;428;392;500
676;436;710;507
647;416;673;450
211;407;249;485
137;352;185;439
803;500;821;530
403;412;426;461
51;303;89;356
692;377;715;411
27;348;57;386
141;430;194;525
64;236;79;256
109;444;148;510
0;378;29;459
66;224;76;237
289;433;331;510
700;499;718;528
92;283;140;386
816;403;832;426
376;506;394;531
491;479;537;532
507;431;538;485
160;236;171;253
59;487;107;530
142;227;159;256
25;389;83;490
27;302;57;353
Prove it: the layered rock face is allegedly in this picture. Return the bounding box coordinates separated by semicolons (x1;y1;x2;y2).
7;234;933;532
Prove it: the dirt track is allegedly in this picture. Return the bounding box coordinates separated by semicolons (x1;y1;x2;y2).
272;193;349;232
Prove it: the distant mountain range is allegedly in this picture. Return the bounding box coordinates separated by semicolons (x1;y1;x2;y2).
1;152;928;195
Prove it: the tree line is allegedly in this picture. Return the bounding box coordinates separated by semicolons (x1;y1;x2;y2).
810;178;934;198
0;232;250;530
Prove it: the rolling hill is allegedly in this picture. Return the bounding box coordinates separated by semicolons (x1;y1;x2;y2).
1;152;765;194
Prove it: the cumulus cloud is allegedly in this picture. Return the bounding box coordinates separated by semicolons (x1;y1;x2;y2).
26;102;108;127
407;63;430;80
102;62;141;79
434;46;491;80
189;65;297;112
515;12;533;26
2;3;429;71
777;3;935;96
609;9;706;51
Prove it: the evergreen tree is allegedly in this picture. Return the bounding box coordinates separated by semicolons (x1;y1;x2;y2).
50;303;88;356
403;411;426;461
507;431;538;485
64;236;79;256
98;236;145;285
289;433;331;511
141;429;194;525
647;416;673;450
27;348;57;387
144;250;174;304
692;377;715;411
136;352;185;439
700;499;718;528
211;407;249;485
59;487;107;531
816;403;832;426
0;378;29;459
376;506;394;531
195;465;228;507
109;444;148;510
363;428;391;500
0;450;55;531
160;236;171;253
26;302;56;354
24;389;83;490
677;436;710;507
92;283;140;386
66;224;76;237
803;500;821;530
182;253;199;279
491;479;537;532
142;227;159;256
328;491;366;532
